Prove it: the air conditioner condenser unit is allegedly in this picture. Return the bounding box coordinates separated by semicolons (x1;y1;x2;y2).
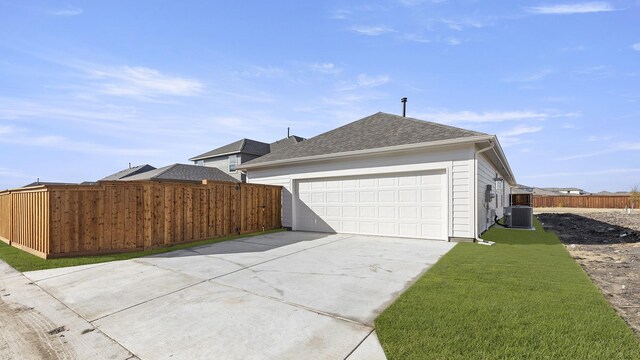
504;206;533;229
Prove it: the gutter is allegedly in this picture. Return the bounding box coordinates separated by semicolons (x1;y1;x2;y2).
238;135;494;170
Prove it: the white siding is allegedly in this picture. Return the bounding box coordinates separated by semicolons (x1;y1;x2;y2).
202;155;243;181
247;144;476;238
477;153;508;234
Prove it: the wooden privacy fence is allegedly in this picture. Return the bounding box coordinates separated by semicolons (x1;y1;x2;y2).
532;195;632;209
511;194;532;206
0;181;282;259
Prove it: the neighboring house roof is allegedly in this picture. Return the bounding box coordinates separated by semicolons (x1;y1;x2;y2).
100;164;157;181
242;112;487;167
269;135;305;153
189;139;271;161
22;181;77;187
541;187;585;192
122;163;239;183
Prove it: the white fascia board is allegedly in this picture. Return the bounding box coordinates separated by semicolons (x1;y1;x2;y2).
238;135;494;170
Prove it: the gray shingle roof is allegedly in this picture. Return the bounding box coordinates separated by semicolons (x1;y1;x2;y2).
189;139;270;161
122;163;239;183
100;164;157;181
243;112;487;166
269;135;305;152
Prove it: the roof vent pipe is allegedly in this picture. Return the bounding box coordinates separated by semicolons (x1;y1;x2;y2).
401;97;408;117
287;127;290;138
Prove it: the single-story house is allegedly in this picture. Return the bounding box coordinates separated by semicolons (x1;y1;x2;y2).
540;187;589;195
239;112;516;241
100;164;157;181
189;136;305;182
116;163;239;183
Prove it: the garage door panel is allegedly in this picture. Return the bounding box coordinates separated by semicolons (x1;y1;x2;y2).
296;170;447;240
399;206;418;219
378;206;396;219
398;190;417;203
378;190;395;202
343;191;357;202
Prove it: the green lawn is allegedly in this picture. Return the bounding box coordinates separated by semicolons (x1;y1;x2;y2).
0;229;283;272
375;218;640;359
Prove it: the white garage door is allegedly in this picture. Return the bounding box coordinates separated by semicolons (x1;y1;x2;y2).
295;170;448;240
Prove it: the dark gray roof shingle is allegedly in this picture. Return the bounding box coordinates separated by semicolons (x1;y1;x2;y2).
269;135;305;152
189;139;270;161
100;164;157;181
122;163;239;183
243;112;486;166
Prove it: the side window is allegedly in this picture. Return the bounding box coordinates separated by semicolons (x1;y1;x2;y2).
228;155;237;172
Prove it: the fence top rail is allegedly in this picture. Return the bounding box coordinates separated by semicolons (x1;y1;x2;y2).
533;195;630;198
1;180;283;194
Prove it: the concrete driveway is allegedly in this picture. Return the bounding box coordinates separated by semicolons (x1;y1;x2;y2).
22;231;455;359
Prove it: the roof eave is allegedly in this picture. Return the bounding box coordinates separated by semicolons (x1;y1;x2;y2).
238;135;494;170
189;150;243;161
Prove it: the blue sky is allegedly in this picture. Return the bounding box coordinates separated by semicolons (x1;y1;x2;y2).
1;1;638;192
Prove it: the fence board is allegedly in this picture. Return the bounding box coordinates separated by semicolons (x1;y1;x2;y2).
532;195;631;209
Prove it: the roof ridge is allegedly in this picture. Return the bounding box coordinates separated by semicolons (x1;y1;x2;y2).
377;112;487;136
153;163;178;178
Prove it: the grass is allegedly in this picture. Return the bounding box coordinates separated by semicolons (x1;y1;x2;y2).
0;229;284;272
375;218;640;360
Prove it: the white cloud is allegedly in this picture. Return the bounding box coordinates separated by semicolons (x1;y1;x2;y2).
445;37;463;45
522;168;640;179
86;65;204;99
527;2;615;14
555;142;640;161
442;18;490;31
309;63;342;74
497;126;543;147
632;43;640;51
500;126;543;137
0;132;162;156
503;69;554;82
401;34;431;43
330;9;351;19
240;65;285;78
417;110;578;124
350;25;395;36
338;74;390;91
52;7;83;16
587;135;612;141
573;65;614;78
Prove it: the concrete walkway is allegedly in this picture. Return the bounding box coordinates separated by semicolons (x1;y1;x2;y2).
13;232;454;359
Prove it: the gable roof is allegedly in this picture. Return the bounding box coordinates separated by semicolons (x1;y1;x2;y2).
242;112;486;167
100;164;157;181
269;135;305;152
122;163;239;183
189;139;270;161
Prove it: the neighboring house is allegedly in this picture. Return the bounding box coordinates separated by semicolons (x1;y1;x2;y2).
239;112;516;242
512;184;559;196
540;187;589;195
117;163;239;183
23;181;77;187
100;164;157;181
189;136;304;182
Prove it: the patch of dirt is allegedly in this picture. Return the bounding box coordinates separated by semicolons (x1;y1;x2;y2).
538;211;640;335
0;295;74;360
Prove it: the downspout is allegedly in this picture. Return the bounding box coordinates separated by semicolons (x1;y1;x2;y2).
474;139;495;243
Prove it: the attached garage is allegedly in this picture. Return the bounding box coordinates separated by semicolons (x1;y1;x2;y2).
295;171;447;239
240;112;516;242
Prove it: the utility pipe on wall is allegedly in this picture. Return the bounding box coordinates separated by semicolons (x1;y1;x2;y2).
473;139;495;242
